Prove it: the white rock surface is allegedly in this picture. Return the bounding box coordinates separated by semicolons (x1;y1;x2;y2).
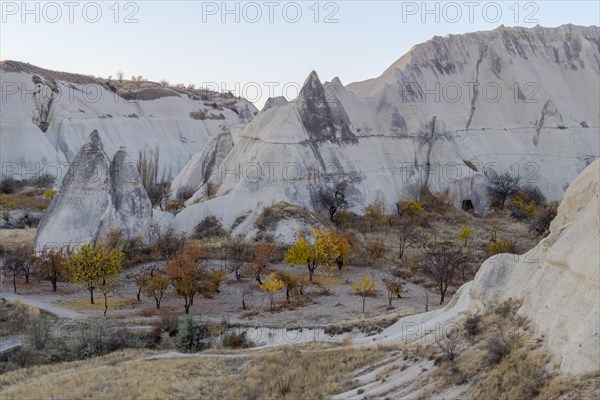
172;25;599;236
361;159;599;377
0;61;257;181
470;158;600;374
35;131;152;250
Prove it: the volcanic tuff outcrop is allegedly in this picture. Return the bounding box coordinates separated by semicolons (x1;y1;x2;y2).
0;60;257;179
338;160;599;398
35;130;152;250
469;158;600;374
171;24;599;237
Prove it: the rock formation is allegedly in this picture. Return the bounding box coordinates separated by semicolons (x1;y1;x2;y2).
35;130;152;250
171;25;599;236
470;158;599;374
0;60;257;179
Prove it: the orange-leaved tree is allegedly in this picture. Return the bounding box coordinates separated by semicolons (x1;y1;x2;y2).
167;243;203;314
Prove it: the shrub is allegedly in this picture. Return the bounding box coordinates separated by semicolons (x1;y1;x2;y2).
399;200;424;217
486;238;518;256
0;177;18;194
193;215;228;239
176;185;196;201
221;331;254;349
175;316;201;353
529;201;558;236
463;314;481;340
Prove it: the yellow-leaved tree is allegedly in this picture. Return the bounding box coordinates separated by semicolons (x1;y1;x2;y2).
67;242;123;314
328;230;358;271
351;276;377;312
259;272;285;310
284;228;339;282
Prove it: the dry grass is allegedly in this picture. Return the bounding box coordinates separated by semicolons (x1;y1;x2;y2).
0;300;40;336
56;297;139;312
0;344;389;399
0;194;50;210
0;228;36;248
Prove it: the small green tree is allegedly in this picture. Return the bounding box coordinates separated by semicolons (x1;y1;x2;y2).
67;242;123;305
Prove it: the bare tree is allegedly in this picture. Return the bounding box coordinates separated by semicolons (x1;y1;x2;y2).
137;146;172;210
228;238;249;281
2;249;26;292
116;70;124;82
319;183;347;222
156;226;186;260
436;329;462;362
420;239;467;305
488;171;521;210
397;220;421;261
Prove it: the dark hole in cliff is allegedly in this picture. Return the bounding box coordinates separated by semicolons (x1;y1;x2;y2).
462;199;474;211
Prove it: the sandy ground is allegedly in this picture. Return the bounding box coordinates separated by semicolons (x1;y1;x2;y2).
0;259;443;329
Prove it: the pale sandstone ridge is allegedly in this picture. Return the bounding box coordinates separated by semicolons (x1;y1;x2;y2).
171;25;599;239
469;159;600;374
35;130;152;250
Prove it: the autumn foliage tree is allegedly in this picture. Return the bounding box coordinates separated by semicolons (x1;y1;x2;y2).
277;271;299;303
145;273;170;309
259;272;285;310
37;246;70;292
66;242;123;306
351;276;377;312
328;231;358;271
167;243;203;314
383;277;404;307
284;228;339;282
248;242;276;285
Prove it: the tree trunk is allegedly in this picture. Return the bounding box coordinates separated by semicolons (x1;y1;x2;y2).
286;287;290;303
89;288;94;305
308;266;315;282
255;273;263;285
24;272;29;283
51;280;57;292
12;274;17;293
137;290;141;302
388;295;392;307
362;297;366;312
155;297;161;309
440;290;445;305
103;293;108;316
184;299;190;314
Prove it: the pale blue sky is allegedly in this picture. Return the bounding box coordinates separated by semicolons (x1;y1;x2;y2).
2;1;598;107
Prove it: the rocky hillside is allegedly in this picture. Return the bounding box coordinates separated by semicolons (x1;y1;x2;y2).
0;60;257;179
470;158;599;374
171;24;599;236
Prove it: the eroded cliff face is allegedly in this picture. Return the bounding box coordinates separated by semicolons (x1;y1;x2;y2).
470;159;600;374
35;130;152;250
0;60;257;179
171;25;599;236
